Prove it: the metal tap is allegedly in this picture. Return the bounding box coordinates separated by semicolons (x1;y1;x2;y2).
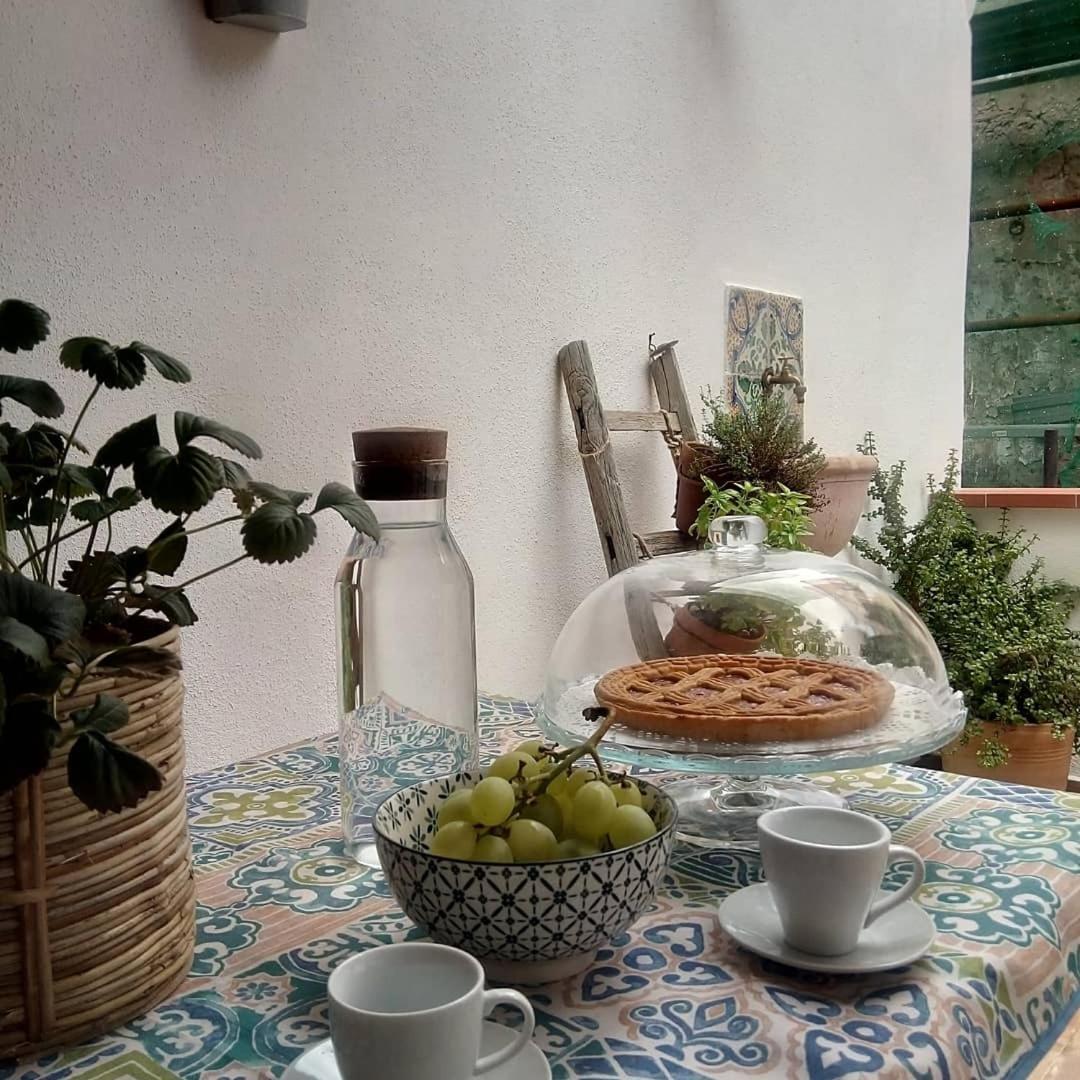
761;354;806;404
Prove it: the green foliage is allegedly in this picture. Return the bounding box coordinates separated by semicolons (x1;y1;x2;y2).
685;591;841;658
692;478;813;550
690;390;825;510
852;435;1080;767
0;296;380;813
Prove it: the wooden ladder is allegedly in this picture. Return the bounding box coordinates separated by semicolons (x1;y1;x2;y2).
558;337;699;577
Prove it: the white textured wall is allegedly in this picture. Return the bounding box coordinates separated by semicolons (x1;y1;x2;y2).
0;0;972;770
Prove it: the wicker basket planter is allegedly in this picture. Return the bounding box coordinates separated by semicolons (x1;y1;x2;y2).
0;624;194;1058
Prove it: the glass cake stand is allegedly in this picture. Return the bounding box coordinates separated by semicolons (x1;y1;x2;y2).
537;664;965;846
536;516;967;847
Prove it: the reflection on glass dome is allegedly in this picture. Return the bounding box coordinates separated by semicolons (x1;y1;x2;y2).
538;516;964;776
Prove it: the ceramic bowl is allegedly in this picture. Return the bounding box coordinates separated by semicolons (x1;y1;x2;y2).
374;769;678;983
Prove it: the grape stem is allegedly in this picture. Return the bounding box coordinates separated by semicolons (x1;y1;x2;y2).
530;707;617;797
478;709;621;834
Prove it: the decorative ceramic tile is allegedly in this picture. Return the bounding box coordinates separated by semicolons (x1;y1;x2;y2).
724;285;804;414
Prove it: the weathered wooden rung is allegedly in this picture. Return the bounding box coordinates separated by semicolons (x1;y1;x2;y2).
635;530;698;559
605;410;681;434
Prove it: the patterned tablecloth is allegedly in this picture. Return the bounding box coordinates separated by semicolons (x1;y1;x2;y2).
8;695;1080;1080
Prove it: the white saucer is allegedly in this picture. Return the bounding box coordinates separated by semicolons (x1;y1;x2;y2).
282;1019;551;1080
718;882;935;974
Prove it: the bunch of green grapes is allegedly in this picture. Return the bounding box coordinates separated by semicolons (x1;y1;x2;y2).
428;739;660;863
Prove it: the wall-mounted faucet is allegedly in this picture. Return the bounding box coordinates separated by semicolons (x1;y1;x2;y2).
761;353;806;404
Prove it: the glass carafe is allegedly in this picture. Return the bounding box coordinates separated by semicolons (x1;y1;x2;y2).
336;429;478;864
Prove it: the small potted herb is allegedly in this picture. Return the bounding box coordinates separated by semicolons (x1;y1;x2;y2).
852;438;1080;788
676;390;876;556
666;596;767;656
676;391;824;532
691;478;813;550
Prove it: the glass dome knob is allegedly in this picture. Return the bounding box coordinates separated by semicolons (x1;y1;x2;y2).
708;514;768;549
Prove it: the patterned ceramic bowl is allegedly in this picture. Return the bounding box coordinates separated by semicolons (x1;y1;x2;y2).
374;769;678;983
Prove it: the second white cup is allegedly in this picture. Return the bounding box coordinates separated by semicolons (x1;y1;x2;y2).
328;942;535;1080
757;806;926;956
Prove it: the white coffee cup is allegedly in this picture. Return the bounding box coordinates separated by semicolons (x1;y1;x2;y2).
757;806;926;956
327;942;535;1080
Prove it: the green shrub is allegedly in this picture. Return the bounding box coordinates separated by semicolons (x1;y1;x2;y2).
852;434;1080;767
691;390;825;510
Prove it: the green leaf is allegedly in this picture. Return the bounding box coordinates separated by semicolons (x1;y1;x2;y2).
0;461;10;492
249;480;311;507
174;412;262;459
146;519;188;576
6;422;66;466
59;553;127;607
94;414;160;468
0;699;60;794
139;585;198;627
122;342;191;384
241;501;317;564
70;694;129;734
28;495;63;527
0;615;50;666
70;486;141;523
31;422;87;454
313;482;380;539
133;444;223;513
116;545;149;582
0;299;51;353
0;572;85;642
218;458;252;490
66;729;162;813
56;463;108;498
60;337;146;389
232;487;256;515
0;375;64;418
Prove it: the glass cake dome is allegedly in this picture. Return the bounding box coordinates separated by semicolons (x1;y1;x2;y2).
537;516;965;846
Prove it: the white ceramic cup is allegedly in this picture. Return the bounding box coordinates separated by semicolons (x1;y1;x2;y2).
327;942;535;1080
757;806;926;957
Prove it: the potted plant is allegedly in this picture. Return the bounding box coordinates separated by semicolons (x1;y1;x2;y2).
852;436;1080;789
0;297;379;1056
676;390;876;556
666;597;767;656
690;478;813;550
675;391;824;533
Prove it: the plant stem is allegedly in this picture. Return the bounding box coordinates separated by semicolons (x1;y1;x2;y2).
184;514;243;538
157;553;251;596
527;709;617;800
81;466;116;561
18;527;44;579
44;382;100;584
0;495;11;571
19;514;112;570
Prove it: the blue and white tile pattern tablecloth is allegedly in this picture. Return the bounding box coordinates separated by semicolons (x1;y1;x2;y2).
9;695;1079;1079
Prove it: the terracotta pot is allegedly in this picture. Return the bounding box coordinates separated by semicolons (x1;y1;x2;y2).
663;606;765;657
674;442;712;536
941;722;1075;790
806;453;878;557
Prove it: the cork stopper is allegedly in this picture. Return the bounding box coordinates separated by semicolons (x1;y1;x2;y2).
351;427;449;500
351;427;448;465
